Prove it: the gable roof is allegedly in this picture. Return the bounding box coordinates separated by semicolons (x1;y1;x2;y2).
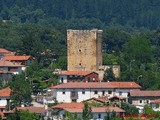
109;82;141;88
130;90;160;97
50;102;125;113
82;97;108;103
60;71;96;76
0;87;11;97
50;103;84;109
0;48;12;53
50;82;141;89
3;56;31;61
16;107;45;114
0;60;24;67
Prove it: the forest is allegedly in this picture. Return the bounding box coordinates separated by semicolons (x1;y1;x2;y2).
1;1;160;92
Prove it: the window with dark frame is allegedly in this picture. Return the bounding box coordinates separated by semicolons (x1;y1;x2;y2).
98;114;101;118
108;91;112;94
62;91;65;94
82;91;85;94
140;100;142;103
102;91;105;96
94;91;98;94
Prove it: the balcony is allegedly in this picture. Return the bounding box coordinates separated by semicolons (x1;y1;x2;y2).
70;92;78;99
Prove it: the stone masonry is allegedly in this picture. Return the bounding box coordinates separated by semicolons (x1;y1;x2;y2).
67;29;103;71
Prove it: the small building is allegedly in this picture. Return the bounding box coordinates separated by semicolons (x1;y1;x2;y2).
0;87;11;112
0;48;15;60
3;55;32;66
49;102;125;120
129;90;160;113
16;106;46;118
150;99;160;111
58;71;99;83
0;60;25;74
49;82;141;103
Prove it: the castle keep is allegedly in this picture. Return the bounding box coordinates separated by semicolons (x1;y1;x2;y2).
67;29;103;71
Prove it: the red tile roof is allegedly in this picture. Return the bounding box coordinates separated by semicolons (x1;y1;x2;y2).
50;103;84;109
0;87;11;97
151;99;160;104
82;97;108;103
0;48;12;53
0;60;24;67
3;56;31;61
60;71;95;76
16;107;45;114
50;82;141;89
130;90;160;97
109;82;141;88
50;103;125;113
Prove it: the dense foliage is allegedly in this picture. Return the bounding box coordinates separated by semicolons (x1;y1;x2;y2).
7;110;40;120
1;0;160;29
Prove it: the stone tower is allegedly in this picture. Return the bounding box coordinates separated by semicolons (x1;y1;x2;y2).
67;29;103;71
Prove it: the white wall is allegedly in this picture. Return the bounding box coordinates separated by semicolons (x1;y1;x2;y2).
54;88;137;103
152;103;160;111
0;98;7;106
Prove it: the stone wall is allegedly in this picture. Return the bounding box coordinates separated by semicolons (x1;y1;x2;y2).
67;29;103;71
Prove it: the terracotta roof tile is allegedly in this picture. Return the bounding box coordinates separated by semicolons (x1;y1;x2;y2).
82;97;108;103
17;107;45;114
0;60;24;67
109;82;141;88
0;87;11;97
50;82;141;89
0;48;12;53
50;103;84;109
51;103;125;113
3;56;31;61
130;90;160;97
60;106;125;113
151;99;160;104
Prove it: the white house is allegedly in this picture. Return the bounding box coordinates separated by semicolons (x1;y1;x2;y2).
0;87;11;111
0;60;24;74
49;82;141;103
58;70;99;83
151;99;160;111
129;90;160;113
48;102;125;120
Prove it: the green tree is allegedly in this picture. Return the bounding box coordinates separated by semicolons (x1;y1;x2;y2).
120;103;139;115
103;67;116;82
7;110;40;120
82;102;92;120
9;74;32;108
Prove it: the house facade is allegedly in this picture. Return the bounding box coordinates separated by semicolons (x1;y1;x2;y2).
58;71;99;83
49;103;125;120
0;60;24;74
0;87;11;111
129;90;160;113
0;70;13;86
49;82;141;103
150;99;160;111
0;48;15;59
3;55;32;66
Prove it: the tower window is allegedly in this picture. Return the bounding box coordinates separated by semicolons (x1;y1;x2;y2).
79;63;81;66
79;49;82;52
